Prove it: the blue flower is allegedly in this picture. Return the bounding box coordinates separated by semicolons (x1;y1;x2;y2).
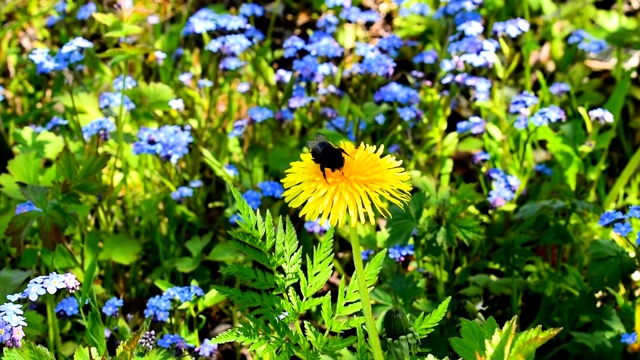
144;286;203;322
113;75;137;91
171;186;194;201
229;213;243;225
178;72;193;86
190;180;203;188
549;82;570;96
613;222;633;237
77;2;97;20
326;116;364;142
413;50;438;64
237;82;250;93
55;297;79;317
243;190;262;210
283;35;306;58
457;20;484;37
306;35;343;58
55;1;68;13
598;210;625;227
622;332;637;345
530;105;565;127
99;92;135;111
473;151;490;164
340;7;380;23
492;18;530;38
374;114;385;125
534;164;553;176
168;98;185;111
628;206;640;219
456;116;485;134
197;339;218;357
0;86;4;102
224;164;239;177
326;0;350;8
28;48;58;74
219;57;245;71
487;169;520;208
15;201;42;215
400;2;431;16
354;52;396;77
132;125;193;164
304;220;330;235
82;118;115;140
509;91;538;115
389;244;414;262
568;30;608;54
229;118;249;138
205;34;253;56
102;297;123;317
376;35;403;56
239;3;264;17
276;109;294;121
195;79;212;88
397;106;419;122
45;116;68;131
293;55;319;81
588;108;614;124
157;334;190;349
248;106;274;123
257;181;284;199
361;249;375;261
374;82;419;105
0;320;11;342
24;283;46;301
317;14;339;33
46;15;63;27
182;9;247;35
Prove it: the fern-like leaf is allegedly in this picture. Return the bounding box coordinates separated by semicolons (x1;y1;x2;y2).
220;264;277;290
300;227;334;299
413;296;451;337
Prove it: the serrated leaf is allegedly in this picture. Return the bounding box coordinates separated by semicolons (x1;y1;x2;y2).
7;152;41;185
4;211;41;244
301;227;334;298
114;326;146;360
511;325;562;359
73;346;100;360
413;296;451;337
221;264;277;289
587;239;635;290
2;341;56;359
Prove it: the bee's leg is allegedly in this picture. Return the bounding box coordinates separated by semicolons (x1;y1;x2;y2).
340;148;350;157
321;166;328;183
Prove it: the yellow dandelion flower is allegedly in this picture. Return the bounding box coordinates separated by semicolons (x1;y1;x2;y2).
281;141;412;227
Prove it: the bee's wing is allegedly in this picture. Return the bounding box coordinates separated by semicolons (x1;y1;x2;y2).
306;134;328;150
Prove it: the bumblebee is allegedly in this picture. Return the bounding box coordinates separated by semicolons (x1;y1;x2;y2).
306;134;349;181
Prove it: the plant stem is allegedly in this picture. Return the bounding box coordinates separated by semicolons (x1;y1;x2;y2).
349;224;384;360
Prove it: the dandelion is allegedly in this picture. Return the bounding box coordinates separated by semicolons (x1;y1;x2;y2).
282;141;411;227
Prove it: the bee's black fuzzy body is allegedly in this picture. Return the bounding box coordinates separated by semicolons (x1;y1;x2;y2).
306;134;348;181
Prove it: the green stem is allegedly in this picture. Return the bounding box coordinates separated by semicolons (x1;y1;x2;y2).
349;224;384;360
46;296;62;356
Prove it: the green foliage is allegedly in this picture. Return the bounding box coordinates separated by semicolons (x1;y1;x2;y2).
2;341;56;360
212;185;390;358
449;316;561;360
587;239;636;290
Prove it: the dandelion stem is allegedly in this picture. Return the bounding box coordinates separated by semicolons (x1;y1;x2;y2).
349;224;384;360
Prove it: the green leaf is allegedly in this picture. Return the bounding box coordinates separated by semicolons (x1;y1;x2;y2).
4;211;41;244
449;319;487;360
7;152;41;185
2;341;56;359
73;346;100;360
92;12;118;26
86;308;107;355
134;82;177;112
511;324;562;359
114;326;146;360
186;233;212;257
413;296;451;337
99;234;142;265
300;227;334;298
0;268;34;303
587;239;635;290
174;257;201;273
